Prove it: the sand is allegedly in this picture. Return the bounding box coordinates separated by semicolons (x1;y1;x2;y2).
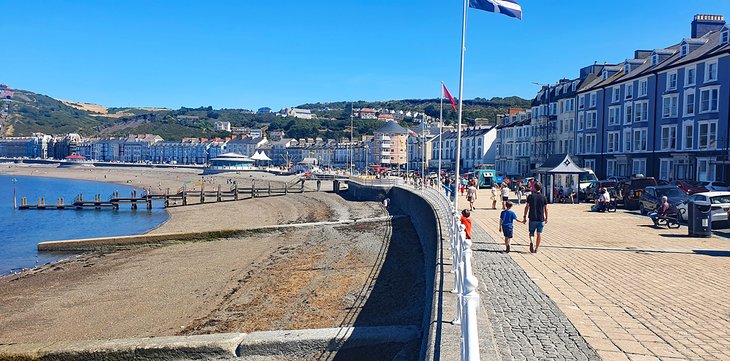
0;164;425;352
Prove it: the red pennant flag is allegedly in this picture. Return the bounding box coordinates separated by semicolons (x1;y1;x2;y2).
442;83;458;112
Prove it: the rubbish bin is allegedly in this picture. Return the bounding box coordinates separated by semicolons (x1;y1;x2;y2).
688;200;712;237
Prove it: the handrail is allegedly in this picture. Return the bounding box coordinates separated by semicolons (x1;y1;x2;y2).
363;177;481;361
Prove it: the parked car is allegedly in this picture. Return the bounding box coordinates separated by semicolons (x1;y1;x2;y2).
676;192;730;222
618;176;658;210
670;179;708;195
583;180;620;202
639;186;689;215
700;181;730;192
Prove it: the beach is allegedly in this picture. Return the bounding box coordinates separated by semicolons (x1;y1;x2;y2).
0;164;424;354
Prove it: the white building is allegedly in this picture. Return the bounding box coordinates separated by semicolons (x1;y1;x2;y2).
214;121;232;132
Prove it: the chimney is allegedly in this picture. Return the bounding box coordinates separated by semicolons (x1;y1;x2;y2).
692;14;725;38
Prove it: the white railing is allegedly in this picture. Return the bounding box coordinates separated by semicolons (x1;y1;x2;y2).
400;178;481;361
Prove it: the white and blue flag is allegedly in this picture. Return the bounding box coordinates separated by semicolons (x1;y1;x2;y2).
469;0;522;20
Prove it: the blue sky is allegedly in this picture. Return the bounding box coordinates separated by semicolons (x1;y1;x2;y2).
2;1;730;110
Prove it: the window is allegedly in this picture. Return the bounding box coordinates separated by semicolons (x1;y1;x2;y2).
588;111;597;129
590;93;597;108
662;95;678;118
578;112;585;130
723;30;730;44
577;135;584;154
624;129;632;152
613;87;620;102
634;101;649;122
639;79;648;97
661;125;677;150
585;134;596;153
659;159;673;181
608;106;620;126
606;159;616;177
686;66;696;87
607;131;619;153
681;44;689;57
652;54;659;65
700;87;720;113
698;120;718;149
705;60;718;82
697;157;716;182
667;71;678;90
685;90;695;116
683;122;694;150
625;84;634;99
624;103;633;125
633;159;647;175
569;118;574;131
624;64;631;73
633;128;648;151
578;96;585;109
584;159;596;171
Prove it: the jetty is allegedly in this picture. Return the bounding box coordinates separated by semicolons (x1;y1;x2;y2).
16;177;321;211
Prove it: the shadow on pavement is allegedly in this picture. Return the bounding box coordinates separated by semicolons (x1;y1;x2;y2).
692;250;730;257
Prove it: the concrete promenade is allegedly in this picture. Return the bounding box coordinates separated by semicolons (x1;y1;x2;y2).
467;188;730;360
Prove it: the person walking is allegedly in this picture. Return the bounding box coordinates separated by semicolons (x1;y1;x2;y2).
523;182;548;253
466;181;477;211
516;181;524;205
501;183;510;210
491;183;498;209
499;201;524;253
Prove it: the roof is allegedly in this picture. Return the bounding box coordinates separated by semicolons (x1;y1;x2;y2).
210;152;254;161
534;154;589;174
376;120;409;134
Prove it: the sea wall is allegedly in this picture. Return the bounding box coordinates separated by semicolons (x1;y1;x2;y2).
345;181;444;360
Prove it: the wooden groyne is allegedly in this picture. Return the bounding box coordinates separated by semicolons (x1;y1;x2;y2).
17;178;313;211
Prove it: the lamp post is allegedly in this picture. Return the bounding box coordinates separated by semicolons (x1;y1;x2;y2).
12;178;17;209
365;144;369;176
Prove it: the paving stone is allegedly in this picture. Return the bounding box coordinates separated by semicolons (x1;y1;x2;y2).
468;223;601;360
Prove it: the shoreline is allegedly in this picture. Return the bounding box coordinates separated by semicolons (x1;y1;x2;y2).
0;165;411;349
1;164;309;235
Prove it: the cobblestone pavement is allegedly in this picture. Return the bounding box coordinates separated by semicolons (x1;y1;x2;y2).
468;189;730;361
469;224;600;360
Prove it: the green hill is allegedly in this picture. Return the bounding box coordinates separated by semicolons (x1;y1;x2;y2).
1;87;531;140
2;90;103;136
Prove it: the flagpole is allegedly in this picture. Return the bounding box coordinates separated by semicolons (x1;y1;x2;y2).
454;0;468;213
438;83;443;189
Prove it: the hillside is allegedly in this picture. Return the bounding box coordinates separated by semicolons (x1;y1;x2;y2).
298;96;533;125
2;90;104;136
1;87;532;140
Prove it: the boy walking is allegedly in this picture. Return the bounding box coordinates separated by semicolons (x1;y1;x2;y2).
499;201;524;253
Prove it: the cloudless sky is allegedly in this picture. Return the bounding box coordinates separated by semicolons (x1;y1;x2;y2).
2;1;730;110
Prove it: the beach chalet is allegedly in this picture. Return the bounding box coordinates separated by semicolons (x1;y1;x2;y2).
204;152;255;174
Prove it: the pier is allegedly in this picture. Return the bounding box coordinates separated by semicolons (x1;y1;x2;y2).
16;177;315;211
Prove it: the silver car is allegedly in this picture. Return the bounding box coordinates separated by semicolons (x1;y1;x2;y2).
677;192;730;222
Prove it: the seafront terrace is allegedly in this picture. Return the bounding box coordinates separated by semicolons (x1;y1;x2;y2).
464;188;730;360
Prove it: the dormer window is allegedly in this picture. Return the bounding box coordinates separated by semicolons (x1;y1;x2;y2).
652;54;659;65
602;70;608;80
624;64;631;73
723;30;730;44
681;44;689;57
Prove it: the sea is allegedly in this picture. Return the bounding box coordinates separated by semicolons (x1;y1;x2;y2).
0;174;169;275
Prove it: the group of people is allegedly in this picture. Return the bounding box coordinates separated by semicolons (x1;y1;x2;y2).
457;178;549;254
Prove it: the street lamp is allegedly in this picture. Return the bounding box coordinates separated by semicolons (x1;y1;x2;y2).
11;178;17;209
364;144;369;175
